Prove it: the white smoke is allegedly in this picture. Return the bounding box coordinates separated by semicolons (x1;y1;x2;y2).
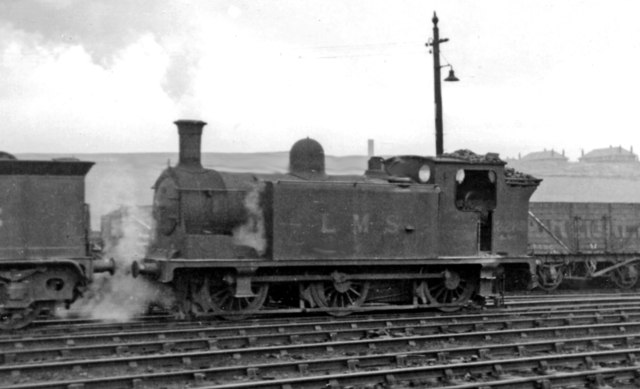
102;206;152;266
63;206;175;322
232;182;267;256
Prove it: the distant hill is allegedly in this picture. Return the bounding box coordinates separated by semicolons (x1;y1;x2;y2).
15;153;640;229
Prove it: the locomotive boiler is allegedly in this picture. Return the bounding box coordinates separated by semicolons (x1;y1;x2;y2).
0;153;115;329
133;120;541;318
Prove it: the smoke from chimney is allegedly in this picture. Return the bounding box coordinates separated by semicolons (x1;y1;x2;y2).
175;119;207;168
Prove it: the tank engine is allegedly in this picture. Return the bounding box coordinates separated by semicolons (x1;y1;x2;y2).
133;120;541;318
0;153;115;329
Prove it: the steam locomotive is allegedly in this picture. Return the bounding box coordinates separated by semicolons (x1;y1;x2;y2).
132;120;542;318
0;153;115;329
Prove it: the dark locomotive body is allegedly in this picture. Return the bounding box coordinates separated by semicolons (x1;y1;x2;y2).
134;120;541;318
0;154;114;329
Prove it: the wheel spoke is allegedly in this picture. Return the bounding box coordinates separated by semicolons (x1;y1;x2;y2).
212;289;228;299
446;289;454;302
346;292;355;305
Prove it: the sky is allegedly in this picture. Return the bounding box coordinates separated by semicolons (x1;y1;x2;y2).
1;0;640;160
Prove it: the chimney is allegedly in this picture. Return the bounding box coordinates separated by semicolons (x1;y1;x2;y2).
367;139;374;157
175;119;207;168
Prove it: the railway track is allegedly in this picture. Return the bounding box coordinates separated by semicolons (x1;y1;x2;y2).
3;293;640;388
6;332;640;389
2;307;639;363
4;298;640;344
6;292;640;338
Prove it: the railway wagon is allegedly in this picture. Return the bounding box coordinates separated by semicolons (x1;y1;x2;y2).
528;202;640;290
0;153;114;329
132;120;541;318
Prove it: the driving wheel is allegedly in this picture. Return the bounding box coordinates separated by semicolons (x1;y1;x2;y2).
310;271;370;316
419;269;477;312
189;274;268;320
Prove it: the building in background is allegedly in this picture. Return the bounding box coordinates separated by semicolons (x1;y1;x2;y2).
579;146;638;163
520;149;568;163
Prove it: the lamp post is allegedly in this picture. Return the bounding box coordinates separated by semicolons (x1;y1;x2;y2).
427;12;458;156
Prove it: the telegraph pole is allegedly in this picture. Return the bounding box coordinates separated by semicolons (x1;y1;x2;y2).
427;12;456;156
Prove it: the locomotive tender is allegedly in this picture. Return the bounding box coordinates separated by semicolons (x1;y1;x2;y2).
132;120;541;318
0;153;114;329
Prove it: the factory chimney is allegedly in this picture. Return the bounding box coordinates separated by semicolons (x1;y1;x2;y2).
175;119;206;168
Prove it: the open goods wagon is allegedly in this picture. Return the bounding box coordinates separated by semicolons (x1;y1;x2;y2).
529;202;640;290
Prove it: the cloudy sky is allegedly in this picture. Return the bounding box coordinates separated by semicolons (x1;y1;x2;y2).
1;0;639;159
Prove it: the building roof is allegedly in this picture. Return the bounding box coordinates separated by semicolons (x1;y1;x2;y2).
521;149;568;162
579;146;638;162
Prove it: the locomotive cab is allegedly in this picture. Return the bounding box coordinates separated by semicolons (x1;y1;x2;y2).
381;150;540;257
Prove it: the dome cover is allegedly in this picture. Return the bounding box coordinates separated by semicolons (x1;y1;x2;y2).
289;137;325;177
0;151;16;160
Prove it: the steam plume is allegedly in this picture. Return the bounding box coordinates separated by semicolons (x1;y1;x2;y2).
233;182;267;256
64;206;174;321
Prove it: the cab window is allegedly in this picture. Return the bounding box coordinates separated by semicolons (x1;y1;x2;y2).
455;169;496;212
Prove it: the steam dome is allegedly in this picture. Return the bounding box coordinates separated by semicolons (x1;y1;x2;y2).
0;152;16;160
289;137;325;177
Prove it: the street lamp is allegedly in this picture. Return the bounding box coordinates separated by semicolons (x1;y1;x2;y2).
444;66;459;82
426;12;458;156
